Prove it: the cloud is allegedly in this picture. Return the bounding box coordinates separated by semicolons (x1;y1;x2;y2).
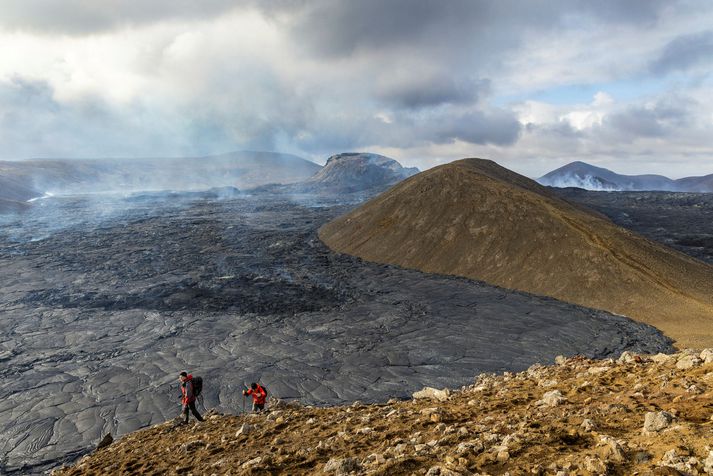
602;98;694;139
0;1;712;179
0;0;243;34
649;30;713;74
375;75;488;110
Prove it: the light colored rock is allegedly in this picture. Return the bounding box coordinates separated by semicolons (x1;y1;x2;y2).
413;387;451;402
643;411;674;433
537;390;565;407
650;353;675;364
584;456;607;473
581;419;596;432
618;351;637;363
425;467;462;476
235;424;253;437
363;453;386;466
703;450;713;474
241;457;262;469
588;366;610;375
701;348;713;364
323;457;361;475
181;439;206;453
677;354;702;369
414;443;428;453
597;435;625;463
456;441;484;455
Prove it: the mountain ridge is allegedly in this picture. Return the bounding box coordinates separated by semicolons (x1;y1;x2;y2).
538;161;713;192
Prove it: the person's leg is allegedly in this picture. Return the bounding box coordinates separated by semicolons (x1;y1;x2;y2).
182;405;189;424
189;401;204;421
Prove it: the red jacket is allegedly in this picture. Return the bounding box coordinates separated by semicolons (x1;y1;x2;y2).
246;385;267;405
181;375;196;405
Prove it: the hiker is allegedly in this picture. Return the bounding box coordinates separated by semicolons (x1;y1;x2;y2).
179;371;204;424
243;382;267;412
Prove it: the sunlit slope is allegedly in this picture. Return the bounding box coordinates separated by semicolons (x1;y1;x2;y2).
320;159;713;348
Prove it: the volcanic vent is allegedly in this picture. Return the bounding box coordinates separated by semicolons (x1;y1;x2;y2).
300;152;418;193
319;158;713;348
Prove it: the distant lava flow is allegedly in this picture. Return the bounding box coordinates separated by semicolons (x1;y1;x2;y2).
320;158;713;348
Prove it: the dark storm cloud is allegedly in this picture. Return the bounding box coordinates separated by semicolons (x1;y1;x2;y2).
375;76;489;110
279;0;669;59
427;109;522;146
649;30;713;74
0;0;241;34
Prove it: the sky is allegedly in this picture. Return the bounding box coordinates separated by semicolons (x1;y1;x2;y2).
1;1;712;178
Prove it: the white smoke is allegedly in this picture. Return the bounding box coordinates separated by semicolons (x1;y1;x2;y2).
538;173;620;191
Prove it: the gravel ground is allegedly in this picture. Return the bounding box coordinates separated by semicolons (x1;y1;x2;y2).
0;191;674;474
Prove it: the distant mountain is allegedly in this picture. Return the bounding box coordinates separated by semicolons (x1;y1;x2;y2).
300;153;418;193
538;161;713;192
0;151;320;201
254;152;419;196
320;158;713;348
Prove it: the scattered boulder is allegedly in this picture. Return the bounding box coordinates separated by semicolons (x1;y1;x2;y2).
676;354;702;370
584;456;607;473
643;411;674;433
323;457;361;475
701;348;713;364
413;387;451;402
235;424;253;437
597;435;625;463
580;419;596;432
241;456;262;469
650;353;676;364
537;390;565;407
703;450;713;473
181;440;206;454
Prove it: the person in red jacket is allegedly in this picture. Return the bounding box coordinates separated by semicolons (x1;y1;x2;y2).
243;382;267;412
179;372;204;424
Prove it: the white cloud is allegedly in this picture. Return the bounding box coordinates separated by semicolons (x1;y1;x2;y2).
0;1;713;178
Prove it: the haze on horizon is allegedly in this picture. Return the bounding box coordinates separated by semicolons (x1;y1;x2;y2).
1;1;712;179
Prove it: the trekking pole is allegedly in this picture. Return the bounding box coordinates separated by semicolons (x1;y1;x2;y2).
242;384;248;414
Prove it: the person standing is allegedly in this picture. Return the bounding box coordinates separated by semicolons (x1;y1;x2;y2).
179;371;204;424
243;382;267;412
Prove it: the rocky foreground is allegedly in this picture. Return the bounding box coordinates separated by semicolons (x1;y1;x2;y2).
55;349;713;476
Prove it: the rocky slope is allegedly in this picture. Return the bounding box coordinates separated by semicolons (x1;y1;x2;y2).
319;159;713;348
54;349;713;475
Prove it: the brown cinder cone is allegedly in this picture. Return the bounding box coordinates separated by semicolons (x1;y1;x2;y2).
319;158;713;348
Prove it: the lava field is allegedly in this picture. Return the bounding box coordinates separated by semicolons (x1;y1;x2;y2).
0;191;680;473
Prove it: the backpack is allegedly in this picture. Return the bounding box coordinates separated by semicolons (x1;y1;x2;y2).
192;376;203;397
